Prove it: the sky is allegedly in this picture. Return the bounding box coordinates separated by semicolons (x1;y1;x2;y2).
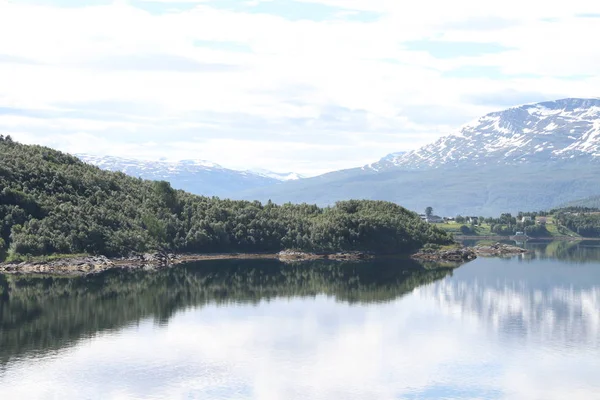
0;0;599;175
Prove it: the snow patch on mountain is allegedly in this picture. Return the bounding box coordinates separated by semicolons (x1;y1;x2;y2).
249;169;304;181
363;151;407;172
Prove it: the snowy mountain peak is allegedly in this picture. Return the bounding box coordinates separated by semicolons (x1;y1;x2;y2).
368;98;600;171
178;159;222;169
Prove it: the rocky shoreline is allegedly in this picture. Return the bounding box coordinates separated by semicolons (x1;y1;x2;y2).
412;242;527;263
0;243;528;276
472;242;529;257
411;247;478;263
0;250;373;276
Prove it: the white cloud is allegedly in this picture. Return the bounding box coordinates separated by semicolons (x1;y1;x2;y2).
0;0;599;174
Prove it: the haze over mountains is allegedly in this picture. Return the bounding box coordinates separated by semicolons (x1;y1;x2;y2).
77;98;600;216
76;154;300;198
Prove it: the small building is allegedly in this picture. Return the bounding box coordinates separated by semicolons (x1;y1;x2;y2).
421;214;444;223
466;216;479;225
536;217;547;225
427;215;445;224
521;216;532;223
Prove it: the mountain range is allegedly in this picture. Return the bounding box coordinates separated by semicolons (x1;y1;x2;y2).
76;154;301;198
78;98;600;216
238;98;600;216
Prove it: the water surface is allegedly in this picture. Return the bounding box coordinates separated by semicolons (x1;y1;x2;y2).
1;245;599;399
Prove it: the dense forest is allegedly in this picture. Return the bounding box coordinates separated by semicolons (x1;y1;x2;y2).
0;137;451;259
562;196;600;210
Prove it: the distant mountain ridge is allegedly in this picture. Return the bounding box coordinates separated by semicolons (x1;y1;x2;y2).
367;98;600;171
239;98;600;216
76;154;299;198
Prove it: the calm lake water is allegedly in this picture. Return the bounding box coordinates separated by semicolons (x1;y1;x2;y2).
1;241;600;399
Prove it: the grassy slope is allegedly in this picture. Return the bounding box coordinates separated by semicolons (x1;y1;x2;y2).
435;219;581;238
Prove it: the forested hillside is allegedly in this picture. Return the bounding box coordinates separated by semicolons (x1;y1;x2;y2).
553;208;600;237
0;136;451;259
563;196;600;209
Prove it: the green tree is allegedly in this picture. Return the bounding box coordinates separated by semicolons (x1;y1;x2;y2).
425;207;433;217
459;225;472;235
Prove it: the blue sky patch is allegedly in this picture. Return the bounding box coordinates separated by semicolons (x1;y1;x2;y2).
203;0;379;22
130;1;199;15
206;0;341;21
20;0;381;21
403;40;512;59
575;13;600;18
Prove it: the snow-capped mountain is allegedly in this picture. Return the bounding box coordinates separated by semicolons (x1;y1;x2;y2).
368;98;600;171
76;154;291;197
